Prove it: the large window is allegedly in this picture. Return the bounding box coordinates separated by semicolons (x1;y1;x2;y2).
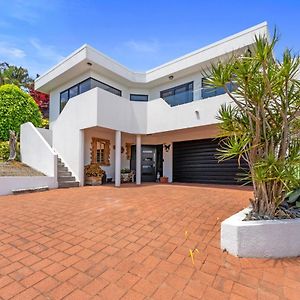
60;78;122;112
130;94;148;102
201;78;235;99
160;82;193;107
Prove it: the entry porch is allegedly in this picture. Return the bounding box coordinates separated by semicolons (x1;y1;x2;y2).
83;125;219;187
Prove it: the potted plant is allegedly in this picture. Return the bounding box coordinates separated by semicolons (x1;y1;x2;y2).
160;176;169;184
207;32;300;257
121;168;134;183
84;163;105;185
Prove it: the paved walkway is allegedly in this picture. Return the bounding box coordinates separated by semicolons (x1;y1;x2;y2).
0;184;299;299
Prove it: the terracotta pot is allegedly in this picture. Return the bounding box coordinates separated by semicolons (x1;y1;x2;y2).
85;176;103;186
160;176;169;184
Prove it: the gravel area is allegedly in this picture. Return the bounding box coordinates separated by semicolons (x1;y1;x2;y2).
0;161;44;176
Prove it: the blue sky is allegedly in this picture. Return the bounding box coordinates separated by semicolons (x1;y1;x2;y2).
0;0;299;77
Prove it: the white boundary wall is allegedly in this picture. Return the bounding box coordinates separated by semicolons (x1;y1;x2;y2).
21;122;58;178
0;176;57;196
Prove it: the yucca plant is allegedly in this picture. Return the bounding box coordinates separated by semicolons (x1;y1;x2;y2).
205;32;300;219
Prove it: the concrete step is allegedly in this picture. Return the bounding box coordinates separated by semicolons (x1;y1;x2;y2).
57;166;68;172
57;156;79;189
58;181;80;188
58;170;72;176
58;176;75;182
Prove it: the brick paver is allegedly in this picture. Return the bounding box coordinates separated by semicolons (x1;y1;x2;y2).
0;183;299;299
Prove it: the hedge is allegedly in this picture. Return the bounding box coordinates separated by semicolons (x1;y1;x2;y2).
0;84;42;141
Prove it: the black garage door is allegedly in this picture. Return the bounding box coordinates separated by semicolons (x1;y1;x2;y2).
173;138;248;185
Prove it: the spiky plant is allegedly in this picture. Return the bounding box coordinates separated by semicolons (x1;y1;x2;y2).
205;33;300;218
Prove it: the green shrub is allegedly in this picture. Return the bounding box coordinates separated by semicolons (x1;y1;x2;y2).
0;84;42;141
0;141;20;161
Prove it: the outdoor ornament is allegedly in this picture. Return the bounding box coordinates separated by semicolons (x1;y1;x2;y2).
8;130;17;161
163;143;171;152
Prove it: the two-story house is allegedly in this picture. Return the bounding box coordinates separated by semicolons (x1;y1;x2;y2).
21;22;268;188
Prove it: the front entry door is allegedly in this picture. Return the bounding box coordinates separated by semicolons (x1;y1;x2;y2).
141;146;156;182
130;145;163;182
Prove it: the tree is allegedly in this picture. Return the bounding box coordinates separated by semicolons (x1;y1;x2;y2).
0;62;33;89
0;84;42;141
29;85;50;118
206;33;300;219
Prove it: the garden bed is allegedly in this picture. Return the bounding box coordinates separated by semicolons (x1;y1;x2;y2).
0;161;44;176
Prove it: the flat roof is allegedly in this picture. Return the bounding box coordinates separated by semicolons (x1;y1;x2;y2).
35;22;268;93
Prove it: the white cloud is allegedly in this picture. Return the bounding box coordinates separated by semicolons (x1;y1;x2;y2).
29;38;64;63
124;39;160;53
0;43;26;59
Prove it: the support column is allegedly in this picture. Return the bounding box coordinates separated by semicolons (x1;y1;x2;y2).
78;129;85;186
136;135;141;185
115;130;121;187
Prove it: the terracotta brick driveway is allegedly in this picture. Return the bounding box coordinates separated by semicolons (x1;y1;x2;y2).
0;184;300;300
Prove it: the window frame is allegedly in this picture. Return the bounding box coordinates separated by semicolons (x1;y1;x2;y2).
130;94;149;102
91;137;110;166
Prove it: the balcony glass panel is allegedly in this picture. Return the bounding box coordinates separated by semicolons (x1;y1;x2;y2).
201;78;235;99
160;82;193;107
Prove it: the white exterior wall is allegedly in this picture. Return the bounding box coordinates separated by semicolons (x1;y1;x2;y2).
51;87;225;183
49;71;92;127
37;128;53;146
20;123;58;179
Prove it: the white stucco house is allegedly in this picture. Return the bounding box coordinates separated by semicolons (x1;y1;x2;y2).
20;22;268;188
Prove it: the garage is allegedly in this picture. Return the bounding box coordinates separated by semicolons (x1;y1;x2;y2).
173;138;248;185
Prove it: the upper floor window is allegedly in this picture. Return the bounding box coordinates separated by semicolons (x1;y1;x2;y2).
59;77;122;112
201;78;235;99
130;94;148;102
160;82;193;107
90;78;122;97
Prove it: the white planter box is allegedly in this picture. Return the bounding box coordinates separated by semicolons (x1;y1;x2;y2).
221;208;300;258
